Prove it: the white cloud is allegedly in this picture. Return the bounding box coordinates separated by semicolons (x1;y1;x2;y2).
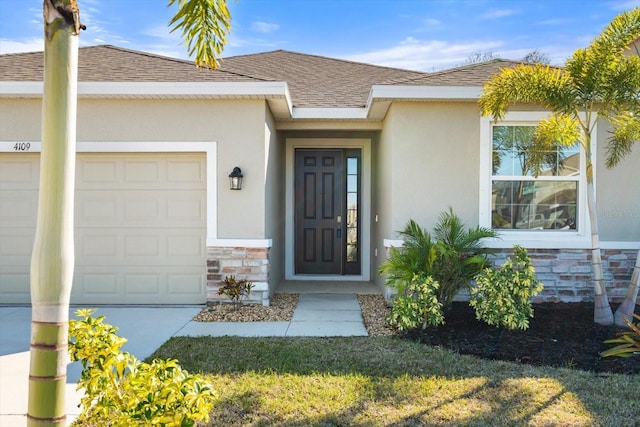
342;37;505;71
251;21;279;34
480;9;518;20
0;38;44;54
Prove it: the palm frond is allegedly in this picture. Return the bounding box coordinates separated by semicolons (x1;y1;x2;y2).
565;8;640;107
606;112;640;168
168;0;231;69
479;64;573;120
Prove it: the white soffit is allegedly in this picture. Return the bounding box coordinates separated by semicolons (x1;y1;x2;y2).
366;85;483;120
0;81;293;117
292;107;368;120
1;81;483;121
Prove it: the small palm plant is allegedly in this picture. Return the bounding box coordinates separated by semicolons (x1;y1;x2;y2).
380;208;498;308
432;208;499;307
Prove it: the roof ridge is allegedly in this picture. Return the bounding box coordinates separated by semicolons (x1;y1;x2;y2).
93;45;200;67
395;59;527;85
223;49;428;76
91;45;272;82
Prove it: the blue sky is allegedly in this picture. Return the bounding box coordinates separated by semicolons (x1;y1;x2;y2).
0;0;638;71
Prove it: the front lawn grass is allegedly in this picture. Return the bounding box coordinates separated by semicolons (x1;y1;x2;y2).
150;336;639;426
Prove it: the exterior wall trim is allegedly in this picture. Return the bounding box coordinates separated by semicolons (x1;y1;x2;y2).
208;238;273;248
478;112;594;248
383;238;640;250
0;80;291;98
284;138;372;281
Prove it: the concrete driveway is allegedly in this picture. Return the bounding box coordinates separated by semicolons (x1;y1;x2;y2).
0;305;202;426
0;294;367;425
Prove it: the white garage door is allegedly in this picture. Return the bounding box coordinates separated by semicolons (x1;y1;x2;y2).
0;152;206;305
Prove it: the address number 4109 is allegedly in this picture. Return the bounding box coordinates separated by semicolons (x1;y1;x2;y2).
13;143;31;151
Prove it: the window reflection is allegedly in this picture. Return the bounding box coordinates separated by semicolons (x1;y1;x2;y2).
346;157;358;262
491;126;580;231
492;181;577;230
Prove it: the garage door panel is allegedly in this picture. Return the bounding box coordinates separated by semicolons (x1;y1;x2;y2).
78;154;205;190
78;229;205;265
0;228;34;257
167;159;206;184
0;153;39;189
74;272;120;297
168;273;205;296
0;190;38;227
77;190;205;228
72;267;205;304
167;197;205;223
125;274;161;295
167;234;205;257
2;152;207;305
124;160;161;183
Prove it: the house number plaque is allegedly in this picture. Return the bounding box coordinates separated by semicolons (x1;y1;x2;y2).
13;143;31;151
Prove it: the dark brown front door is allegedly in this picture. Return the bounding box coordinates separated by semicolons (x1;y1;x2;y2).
295;150;344;274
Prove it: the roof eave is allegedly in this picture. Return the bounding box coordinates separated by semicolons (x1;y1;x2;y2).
365;85;483;120
0;81;294;118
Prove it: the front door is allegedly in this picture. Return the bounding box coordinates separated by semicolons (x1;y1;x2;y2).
294;149;361;275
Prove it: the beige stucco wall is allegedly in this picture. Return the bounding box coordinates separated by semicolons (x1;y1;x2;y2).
0;98;41;140
264;105;284;291
379;101;481;233
595;118;640;242
373;107;395;287
0;97;270;239
373;101;481;287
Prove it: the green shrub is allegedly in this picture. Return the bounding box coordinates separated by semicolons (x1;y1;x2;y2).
218;275;254;310
69;309;215;426
387;275;445;330
602;312;640;358
379;208;497;307
469;246;544;330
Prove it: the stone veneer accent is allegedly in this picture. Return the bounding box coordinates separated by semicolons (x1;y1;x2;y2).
206;246;270;306
383;246;638;304
489;248;638;303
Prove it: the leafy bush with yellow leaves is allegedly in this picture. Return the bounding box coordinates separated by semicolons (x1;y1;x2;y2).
469;246;544;330
69;309;215;426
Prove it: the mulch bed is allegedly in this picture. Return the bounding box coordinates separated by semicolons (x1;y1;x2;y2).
402;302;639;375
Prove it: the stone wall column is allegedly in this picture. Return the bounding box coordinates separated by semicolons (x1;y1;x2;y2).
206;246;270;306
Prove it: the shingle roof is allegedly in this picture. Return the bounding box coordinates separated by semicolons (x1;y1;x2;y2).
1;45;519;107
0;45;261;83
399;59;524;86
217;50;425;107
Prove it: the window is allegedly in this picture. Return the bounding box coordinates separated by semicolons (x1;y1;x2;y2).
480;113;592;248
491;125;580;231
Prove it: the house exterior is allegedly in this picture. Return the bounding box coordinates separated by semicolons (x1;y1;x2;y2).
0;46;638;306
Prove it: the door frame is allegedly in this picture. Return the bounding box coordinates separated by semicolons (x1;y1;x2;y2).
285;138;371;281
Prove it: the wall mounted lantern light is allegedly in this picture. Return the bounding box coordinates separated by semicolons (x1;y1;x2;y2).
229;167;243;190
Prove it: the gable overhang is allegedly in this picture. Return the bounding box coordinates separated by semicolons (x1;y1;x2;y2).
365;85;483;120
0;81;294;118
1;81;484;123
278;85;484;127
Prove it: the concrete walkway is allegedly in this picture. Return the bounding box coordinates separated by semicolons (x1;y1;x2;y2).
0;293;366;425
179;293;367;337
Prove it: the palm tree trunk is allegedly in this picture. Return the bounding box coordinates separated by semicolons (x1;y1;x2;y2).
614;249;640;327
28;3;78;425
586;162;614;325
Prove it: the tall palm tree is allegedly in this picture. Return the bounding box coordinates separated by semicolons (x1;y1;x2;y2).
28;1;230;425
479;8;640;326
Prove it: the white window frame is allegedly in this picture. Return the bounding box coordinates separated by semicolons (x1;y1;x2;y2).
479;112;593;249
